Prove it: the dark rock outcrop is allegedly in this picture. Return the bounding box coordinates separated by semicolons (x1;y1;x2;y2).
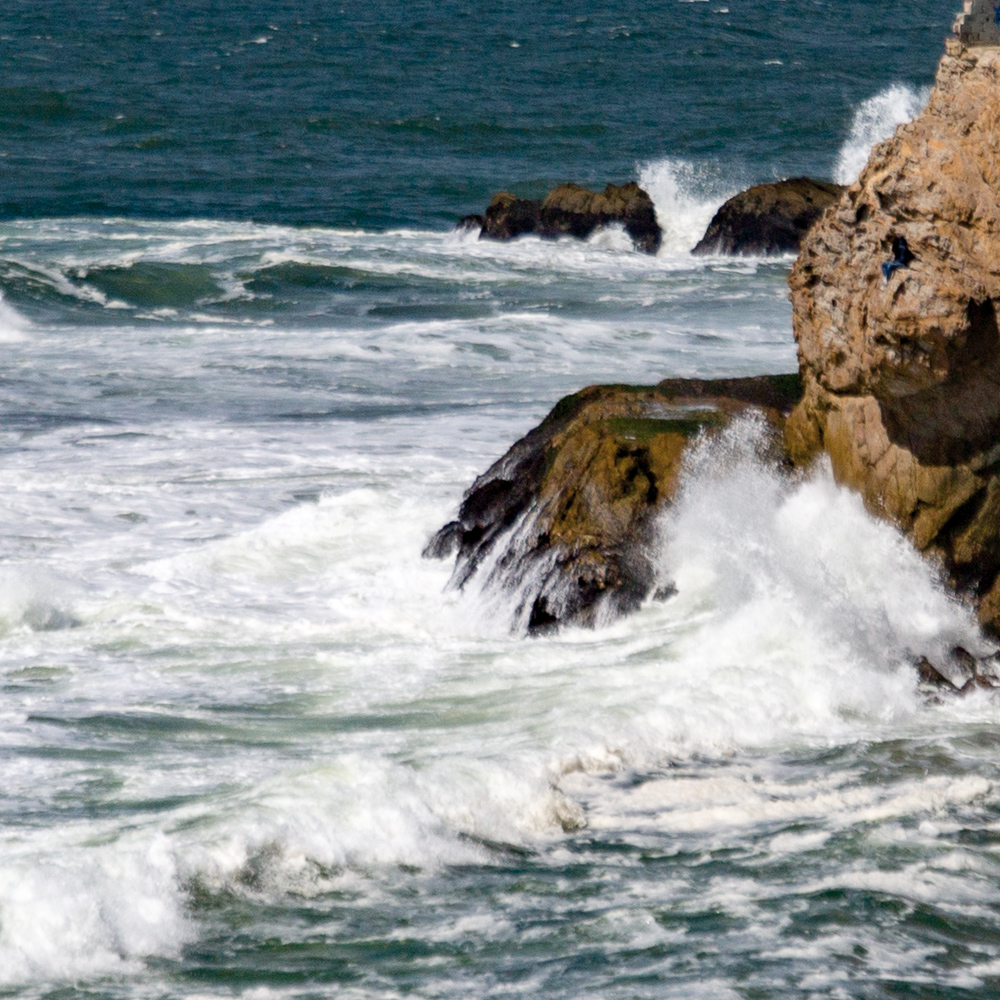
693;178;844;256
464;182;662;254
482;194;542;241
785;44;1000;635
427;375;801;633
538;182;662;254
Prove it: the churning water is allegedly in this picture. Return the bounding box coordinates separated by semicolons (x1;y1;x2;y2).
3;1;999;997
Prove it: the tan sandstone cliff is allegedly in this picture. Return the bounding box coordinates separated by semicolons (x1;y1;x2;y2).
787;38;1000;632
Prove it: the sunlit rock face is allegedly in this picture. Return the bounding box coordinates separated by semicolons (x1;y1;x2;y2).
787;42;1000;632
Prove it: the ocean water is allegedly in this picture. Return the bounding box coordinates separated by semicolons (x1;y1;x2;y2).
5;1;1000;997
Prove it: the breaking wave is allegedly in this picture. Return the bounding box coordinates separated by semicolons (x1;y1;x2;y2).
833;83;931;184
637;157;746;254
0;292;29;341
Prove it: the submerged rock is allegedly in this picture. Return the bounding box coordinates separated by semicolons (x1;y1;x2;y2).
426;375;801;633
693;178;844;256
465;182;662;254
785;43;1000;635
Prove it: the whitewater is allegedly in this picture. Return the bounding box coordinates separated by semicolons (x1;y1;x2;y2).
5;65;1000;998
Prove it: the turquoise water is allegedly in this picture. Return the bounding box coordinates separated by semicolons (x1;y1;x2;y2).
4;2;1000;998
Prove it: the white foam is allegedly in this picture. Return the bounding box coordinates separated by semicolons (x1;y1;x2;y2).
657;415;984;679
0;567;78;634
834;83;931;184
0;292;29;342
637;158;745;254
0;832;191;985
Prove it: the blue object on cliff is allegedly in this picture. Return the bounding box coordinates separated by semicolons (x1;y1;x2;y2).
882;235;914;281
994;2;1000;30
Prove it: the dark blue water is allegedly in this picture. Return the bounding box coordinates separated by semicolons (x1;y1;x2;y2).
1;0;957;227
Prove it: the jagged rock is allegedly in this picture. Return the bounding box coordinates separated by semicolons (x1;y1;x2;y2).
538;182;661;253
426;375;801;633
915;646;1000;695
786;44;1000;635
471;182;662;253
693;178;844;256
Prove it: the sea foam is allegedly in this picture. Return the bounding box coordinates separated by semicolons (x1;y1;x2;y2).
637;157;745;254
656;415;984;683
0;293;29;342
833;83;931;184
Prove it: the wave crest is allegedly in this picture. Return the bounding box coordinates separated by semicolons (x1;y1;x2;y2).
834;83;931;185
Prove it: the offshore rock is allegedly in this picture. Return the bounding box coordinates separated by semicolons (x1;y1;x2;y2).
786;44;1000;634
469;182;662;254
538;182;662;254
426;375;801;633
481;193;542;241
693;178;844;256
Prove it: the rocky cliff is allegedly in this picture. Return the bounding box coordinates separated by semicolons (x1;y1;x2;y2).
787;43;1000;633
435;15;1000;648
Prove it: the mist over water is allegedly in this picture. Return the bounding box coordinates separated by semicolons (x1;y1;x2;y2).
2;1;998;997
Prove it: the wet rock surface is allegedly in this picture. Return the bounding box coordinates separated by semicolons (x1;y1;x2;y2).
915;646;1000;697
786;45;1000;636
693;178;844;256
426;375;801;633
463;182;662;254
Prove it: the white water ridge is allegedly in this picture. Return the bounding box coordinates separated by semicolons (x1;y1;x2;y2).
834;83;932;184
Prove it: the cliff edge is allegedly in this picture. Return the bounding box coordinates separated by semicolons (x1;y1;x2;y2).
787;39;1000;632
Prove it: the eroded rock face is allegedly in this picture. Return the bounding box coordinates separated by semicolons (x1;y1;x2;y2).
426;375;801;633
467;182;662;254
693;178;844;256
786;45;1000;633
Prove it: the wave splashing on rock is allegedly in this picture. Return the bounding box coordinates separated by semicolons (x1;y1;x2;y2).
655;415;986;683
833;83;931;184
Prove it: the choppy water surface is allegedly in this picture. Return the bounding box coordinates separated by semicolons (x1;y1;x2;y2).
4;1;1000;997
